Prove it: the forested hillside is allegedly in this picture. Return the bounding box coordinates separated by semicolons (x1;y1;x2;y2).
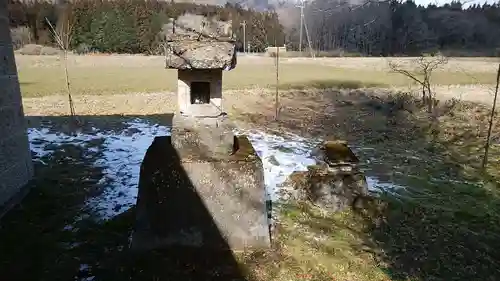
301;0;500;56
8;0;500;56
7;0;285;54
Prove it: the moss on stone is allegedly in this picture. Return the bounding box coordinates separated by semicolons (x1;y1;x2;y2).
322;140;359;163
230;135;259;161
286;171;309;190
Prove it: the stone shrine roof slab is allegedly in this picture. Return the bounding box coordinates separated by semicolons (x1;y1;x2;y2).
165;40;237;70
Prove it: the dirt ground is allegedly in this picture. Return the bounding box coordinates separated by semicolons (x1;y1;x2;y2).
21;86;498;124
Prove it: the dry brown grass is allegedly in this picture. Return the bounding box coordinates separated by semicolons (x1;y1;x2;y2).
18;87;500;281
16;54;500;98
17;54;500;281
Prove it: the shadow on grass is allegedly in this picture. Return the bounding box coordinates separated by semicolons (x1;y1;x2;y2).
0;114;250;281
238;89;500;280
279;79;387;90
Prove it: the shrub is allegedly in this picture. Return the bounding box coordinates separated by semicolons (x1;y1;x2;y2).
74;43;91;54
18;44;61;55
10;26;33;50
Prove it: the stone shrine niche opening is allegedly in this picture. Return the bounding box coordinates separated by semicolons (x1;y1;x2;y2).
190;81;211;104
177;69;223;117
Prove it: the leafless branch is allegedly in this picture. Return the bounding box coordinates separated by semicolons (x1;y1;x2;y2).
45;16;79;128
389;55;448;113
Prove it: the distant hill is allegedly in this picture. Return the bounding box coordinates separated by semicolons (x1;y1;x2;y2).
171;0;298;12
169;0;300;31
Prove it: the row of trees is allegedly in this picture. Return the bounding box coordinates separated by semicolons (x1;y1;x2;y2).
303;0;500;56
7;0;285;54
9;0;500;56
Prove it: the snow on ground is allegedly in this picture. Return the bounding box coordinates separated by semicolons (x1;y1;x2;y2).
87;121;171;219
28;127;101;161
28;119;170;220
27;118;399;221
236;129;319;201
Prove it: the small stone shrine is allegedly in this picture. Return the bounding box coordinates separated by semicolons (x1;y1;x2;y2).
131;15;270;251
281;140;386;216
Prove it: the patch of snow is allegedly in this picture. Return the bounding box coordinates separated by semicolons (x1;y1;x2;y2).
27;119;170;221
237;130;404;201
235;130;319;201
366;177;406;193
79;264;90;272
63;225;74;231
88;120;170;220
28;119;402;222
28;128;101;160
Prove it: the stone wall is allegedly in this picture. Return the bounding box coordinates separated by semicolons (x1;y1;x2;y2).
0;2;34;217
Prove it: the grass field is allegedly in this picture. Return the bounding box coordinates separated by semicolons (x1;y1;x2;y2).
4;54;500;280
16;54;499;97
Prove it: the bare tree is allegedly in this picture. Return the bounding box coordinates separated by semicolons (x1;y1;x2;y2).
389;55;448;113
45;11;79;128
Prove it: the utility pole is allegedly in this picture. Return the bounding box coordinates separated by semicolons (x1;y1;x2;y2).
274;31;280;120
296;0;304;54
295;0;314;58
302;4;315;59
241;20;246;53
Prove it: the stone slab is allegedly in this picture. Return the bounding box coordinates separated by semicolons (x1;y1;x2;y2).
131;135;270;251
163;14;233;42
165;41;237;70
171;114;237;159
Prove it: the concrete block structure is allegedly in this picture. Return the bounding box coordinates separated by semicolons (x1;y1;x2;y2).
0;2;34;217
131;16;270;251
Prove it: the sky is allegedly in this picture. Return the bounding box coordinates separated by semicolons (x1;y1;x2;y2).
296;0;499;8
413;0;497;7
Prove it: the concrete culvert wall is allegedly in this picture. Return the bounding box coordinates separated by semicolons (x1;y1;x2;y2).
0;2;34;217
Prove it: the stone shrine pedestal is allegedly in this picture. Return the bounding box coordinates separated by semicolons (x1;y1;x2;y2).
130;114;271;251
131;15;269;252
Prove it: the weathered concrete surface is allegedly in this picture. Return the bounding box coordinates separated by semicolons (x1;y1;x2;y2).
165;40;237;70
281;140;370;213
131;119;270;251
129;137;250;280
164;14;236;70
0;2;34;217
162;14;233;42
171;114;236;158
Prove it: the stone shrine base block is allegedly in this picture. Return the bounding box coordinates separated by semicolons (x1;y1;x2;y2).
131;126;270;251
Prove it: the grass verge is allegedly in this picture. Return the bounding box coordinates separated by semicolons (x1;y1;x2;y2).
227;91;500;281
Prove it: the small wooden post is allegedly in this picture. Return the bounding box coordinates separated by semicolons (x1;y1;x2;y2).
274;39;280;121
482;63;500;170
